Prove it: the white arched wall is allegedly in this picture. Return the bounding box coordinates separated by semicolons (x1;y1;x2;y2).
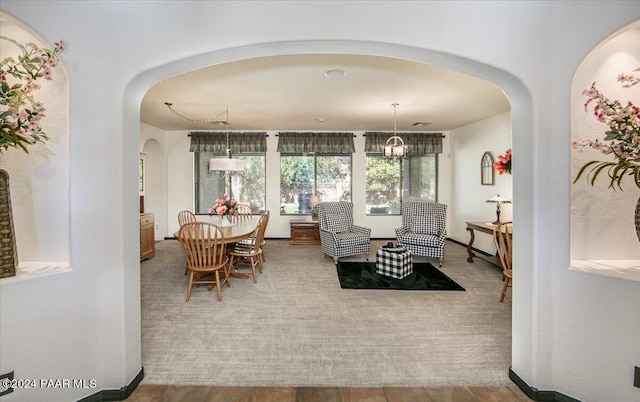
124;39;535;390
1;2;638;401
571;26;640;263
141;139;165;240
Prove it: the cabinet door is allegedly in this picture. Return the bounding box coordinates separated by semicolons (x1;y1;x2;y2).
140;214;155;260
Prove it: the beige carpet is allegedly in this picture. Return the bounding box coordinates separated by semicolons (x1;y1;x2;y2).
140;239;512;387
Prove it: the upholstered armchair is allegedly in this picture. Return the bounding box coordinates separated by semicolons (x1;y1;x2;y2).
395;202;447;267
317;201;371;263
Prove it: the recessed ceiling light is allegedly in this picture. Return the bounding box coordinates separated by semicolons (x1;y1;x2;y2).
315;117;326;122
412;121;432;127
324;69;346;78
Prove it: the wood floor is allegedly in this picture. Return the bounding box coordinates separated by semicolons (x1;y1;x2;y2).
126;384;532;401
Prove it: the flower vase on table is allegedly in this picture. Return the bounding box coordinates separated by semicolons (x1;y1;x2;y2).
209;193;238;227
218;214;234;227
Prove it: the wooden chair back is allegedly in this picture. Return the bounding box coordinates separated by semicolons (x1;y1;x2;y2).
178;222;230;301
178;222;227;273
493;221;513;302
177;210;197;227
232;204;252;223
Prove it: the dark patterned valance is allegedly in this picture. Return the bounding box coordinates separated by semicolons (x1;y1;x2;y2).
189;132;267;153
364;132;443;154
277;132;355;154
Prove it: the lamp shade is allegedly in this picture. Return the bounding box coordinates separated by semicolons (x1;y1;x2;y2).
308;195;320;208
209;158;245;172
486;194;511;204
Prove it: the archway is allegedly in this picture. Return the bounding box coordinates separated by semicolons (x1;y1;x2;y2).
124;40;534;384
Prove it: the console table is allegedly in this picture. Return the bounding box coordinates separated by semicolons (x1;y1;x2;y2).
465;221;501;267
290;220;320;245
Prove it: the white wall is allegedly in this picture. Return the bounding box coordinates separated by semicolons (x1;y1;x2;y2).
0;2;639;401
140;123;167;240
448;112;513;254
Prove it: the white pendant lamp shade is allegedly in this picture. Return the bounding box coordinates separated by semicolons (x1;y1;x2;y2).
209;158;245;172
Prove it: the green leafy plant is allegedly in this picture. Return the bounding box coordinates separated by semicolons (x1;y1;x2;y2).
0;36;64;153
573;67;640;190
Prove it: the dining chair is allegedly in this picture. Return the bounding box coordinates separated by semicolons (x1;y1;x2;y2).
493;221;513;303
237;209;270;263
232;204;252;223
228;213;268;283
177;210;198;275
178;222;230;302
177;210;197;227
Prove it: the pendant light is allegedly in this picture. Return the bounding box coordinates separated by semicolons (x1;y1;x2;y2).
384;103;409;158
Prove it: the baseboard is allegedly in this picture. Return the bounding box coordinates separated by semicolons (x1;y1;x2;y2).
77;367;144;402
446;237;493;257
509;367;581;402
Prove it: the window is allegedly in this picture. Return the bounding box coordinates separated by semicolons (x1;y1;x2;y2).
280;154;351;214
365;154;436;215
194;152;266;214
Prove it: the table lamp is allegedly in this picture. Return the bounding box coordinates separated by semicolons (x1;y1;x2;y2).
309;195;320;220
486;194;511;225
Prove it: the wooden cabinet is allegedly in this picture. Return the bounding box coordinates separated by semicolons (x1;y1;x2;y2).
140;213;155;261
290;220;320;245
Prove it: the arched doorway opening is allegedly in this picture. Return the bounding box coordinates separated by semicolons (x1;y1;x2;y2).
125;40;533;385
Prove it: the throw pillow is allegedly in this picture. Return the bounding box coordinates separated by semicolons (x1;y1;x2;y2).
325;213;350;233
410;216;440;235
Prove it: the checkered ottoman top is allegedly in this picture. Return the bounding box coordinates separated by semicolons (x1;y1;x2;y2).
376;245;412;279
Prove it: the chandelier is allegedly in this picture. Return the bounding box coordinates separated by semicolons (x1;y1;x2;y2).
384;103;409;158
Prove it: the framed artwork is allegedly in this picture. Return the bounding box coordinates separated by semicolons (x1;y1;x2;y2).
481;151;495;185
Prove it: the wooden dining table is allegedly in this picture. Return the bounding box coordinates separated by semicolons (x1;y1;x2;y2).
174;215;261;279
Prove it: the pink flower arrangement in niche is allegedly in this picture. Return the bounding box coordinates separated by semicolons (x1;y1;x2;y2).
494;149;512;175
208;193;239;217
0;36;65;154
572;67;640;190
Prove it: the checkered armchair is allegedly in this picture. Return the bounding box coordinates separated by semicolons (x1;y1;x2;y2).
395;202;447;267
317;201;371;263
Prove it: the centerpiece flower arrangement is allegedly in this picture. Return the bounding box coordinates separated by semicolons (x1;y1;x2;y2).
494;148;512;175
208;193;239;219
572;67;640;190
572;67;640;242
0;36;64;278
1;36;65;153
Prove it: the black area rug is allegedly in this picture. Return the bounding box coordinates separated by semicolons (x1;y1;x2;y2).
336;261;465;291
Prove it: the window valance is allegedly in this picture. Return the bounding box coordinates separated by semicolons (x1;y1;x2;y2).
189;132;267;153
364;132;443;154
277;132;355;154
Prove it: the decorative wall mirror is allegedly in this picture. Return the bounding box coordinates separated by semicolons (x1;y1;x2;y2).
481;151;495;185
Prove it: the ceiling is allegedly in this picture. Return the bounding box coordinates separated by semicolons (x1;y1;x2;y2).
140;54;511;132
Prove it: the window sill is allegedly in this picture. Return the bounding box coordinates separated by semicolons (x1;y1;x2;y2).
0;262;72;285
570;259;640;282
